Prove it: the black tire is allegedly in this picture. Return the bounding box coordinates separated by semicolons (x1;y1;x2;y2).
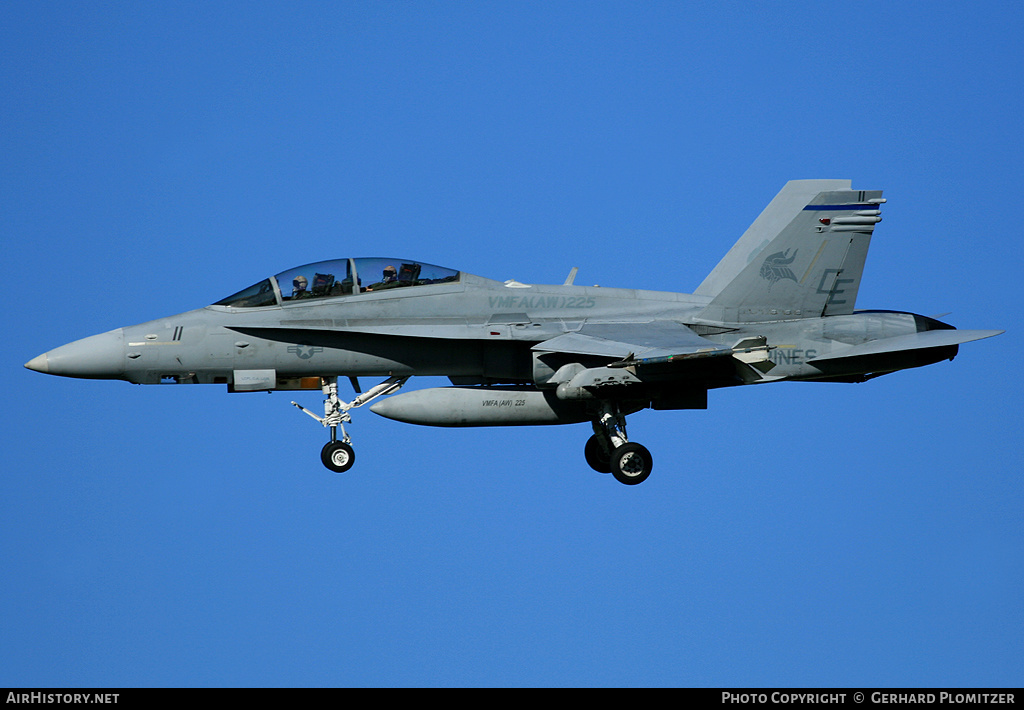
611;442;652;485
584;434;612;474
321;441;355;473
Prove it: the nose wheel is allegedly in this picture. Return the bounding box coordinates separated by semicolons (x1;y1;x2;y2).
292;375;407;473
321;441;355;473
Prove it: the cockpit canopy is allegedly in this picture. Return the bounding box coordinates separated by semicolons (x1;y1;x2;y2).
214;258;460;308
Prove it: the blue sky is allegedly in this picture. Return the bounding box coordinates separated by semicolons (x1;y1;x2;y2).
3;1;1021;687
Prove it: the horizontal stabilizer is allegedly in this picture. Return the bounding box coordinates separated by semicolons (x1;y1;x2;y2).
809;329;1003;362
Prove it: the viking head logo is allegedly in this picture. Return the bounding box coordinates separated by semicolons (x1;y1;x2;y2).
760;249;799;288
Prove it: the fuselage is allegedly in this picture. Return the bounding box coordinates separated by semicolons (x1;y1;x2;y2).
25;267;953;389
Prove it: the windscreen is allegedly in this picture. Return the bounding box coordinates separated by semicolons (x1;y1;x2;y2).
213;278;277;308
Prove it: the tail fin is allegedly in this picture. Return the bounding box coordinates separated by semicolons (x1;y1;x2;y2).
695;180;853;298
698;183;884;323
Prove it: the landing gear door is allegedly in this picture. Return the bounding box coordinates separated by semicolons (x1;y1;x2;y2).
232;369;277;392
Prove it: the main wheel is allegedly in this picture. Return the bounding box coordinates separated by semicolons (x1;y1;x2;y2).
610;442;652;485
321;441;355;473
584;434;612;474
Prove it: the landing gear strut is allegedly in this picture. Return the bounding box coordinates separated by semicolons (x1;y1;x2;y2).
292;375;407;473
586;403;653;485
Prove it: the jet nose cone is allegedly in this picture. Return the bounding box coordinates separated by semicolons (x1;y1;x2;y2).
27;329;126;379
24;353;49;373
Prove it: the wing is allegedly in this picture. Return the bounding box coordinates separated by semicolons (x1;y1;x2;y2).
533;321;774;372
532;321;730;361
532;321;776;397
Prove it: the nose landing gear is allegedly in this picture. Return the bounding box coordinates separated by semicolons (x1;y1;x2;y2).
292;375;407;473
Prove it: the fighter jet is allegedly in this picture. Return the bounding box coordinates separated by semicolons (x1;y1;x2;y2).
25;180;1002;485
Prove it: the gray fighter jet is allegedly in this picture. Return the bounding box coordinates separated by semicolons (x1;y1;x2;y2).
25;180;1002;484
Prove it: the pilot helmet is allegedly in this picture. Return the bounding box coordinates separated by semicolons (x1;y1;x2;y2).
383;265;396;275
293;275;308;287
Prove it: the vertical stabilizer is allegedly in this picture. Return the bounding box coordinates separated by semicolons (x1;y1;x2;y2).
699;186;884;323
695;180;852;297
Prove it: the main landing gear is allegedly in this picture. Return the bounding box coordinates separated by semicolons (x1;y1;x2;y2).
585;403;653;485
292;376;407;473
